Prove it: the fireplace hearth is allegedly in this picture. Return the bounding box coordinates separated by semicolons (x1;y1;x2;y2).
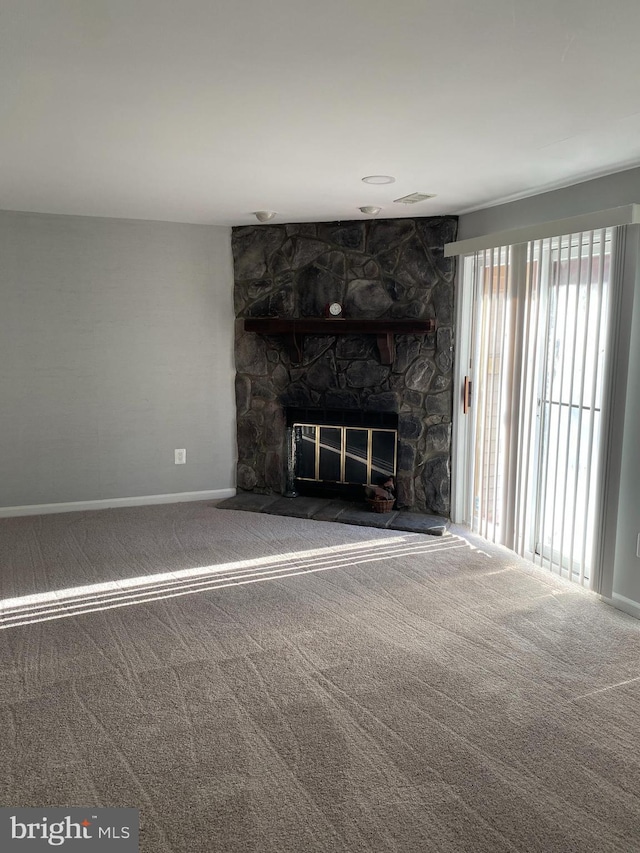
232;216;457;515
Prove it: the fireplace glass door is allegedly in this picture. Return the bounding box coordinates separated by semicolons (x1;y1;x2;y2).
294;423;396;487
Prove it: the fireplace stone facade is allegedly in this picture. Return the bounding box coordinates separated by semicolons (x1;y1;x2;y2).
232;216;457;515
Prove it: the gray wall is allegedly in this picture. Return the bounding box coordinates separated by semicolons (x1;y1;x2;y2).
458;167;640;613
611;228;640;609
459;165;640;239
0;211;236;507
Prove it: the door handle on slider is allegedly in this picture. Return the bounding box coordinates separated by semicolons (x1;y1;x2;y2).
463;376;472;414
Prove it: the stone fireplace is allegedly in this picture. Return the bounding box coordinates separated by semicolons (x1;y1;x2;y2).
232;216;457;515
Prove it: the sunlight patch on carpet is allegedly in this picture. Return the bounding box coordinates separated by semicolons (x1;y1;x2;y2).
0;534;471;629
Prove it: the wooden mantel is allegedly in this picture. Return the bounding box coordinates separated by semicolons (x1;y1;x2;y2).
243;317;437;364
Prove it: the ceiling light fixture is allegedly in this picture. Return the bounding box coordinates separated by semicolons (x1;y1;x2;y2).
359;206;382;216
362;175;395;185
254;211;276;222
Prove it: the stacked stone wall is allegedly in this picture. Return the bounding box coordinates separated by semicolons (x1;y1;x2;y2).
232;216;457;515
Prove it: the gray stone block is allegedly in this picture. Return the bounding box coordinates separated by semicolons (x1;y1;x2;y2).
435;349;452;374
425;391;452;417
399;240;436;285
265;450;284;491
317;222;365;251
285;224;317;237
422;455;451;516
297;266;344;316
345;279;392;318
338;506;398;528
395;472;415;508
281;382;314;407
262;496;330;519
323;389;360;410
425;423;451;454
336;336;377;360
311;500;355;522
398;441;416;470
236;464;257;491
292;237;330;268
235;374;251;416
217;493;279;512
306;357;338;392
405;356;435;392
415;217;458;249
246;286;294;318
237;414;263;459
315;250;347;278
364;392;399;412
398;414;424;441
235;331;269;376
432;373;450;391
345;361;389;388
302;335;336;362
392;512;448;536
232;226;284;280
432;280;453;324
367;219;415;254
377;246;401;274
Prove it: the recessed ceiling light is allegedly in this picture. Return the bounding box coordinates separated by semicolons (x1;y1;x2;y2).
359;206;382;215
254;211;276;222
362;175;395;185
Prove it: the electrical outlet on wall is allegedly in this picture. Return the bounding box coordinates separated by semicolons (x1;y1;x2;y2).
175;449;186;465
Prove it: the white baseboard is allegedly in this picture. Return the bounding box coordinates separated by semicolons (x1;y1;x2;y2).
0;489;237;519
600;592;640;620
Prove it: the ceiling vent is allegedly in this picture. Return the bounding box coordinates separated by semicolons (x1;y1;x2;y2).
393;192;436;204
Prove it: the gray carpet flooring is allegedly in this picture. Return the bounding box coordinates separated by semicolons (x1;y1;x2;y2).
0;501;639;852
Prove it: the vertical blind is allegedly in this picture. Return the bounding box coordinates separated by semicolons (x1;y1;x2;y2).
467;229;613;586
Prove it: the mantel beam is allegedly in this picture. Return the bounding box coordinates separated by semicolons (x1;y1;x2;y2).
243;318;437;365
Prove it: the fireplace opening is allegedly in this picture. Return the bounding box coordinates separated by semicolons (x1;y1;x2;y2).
286;407;398;501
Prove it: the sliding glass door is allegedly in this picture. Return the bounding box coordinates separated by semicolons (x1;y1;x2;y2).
533;233;610;582
461;229;614;587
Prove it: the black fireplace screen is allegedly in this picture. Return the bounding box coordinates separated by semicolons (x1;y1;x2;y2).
294;423;397;486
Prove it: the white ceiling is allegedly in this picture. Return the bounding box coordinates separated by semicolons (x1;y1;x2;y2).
2;0;640;226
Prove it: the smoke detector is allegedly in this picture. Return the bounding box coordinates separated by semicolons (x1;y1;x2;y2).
393;193;436;205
